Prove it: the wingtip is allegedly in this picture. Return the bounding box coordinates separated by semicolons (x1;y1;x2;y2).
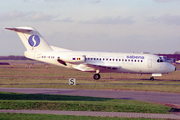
5;27;33;32
5;28;13;30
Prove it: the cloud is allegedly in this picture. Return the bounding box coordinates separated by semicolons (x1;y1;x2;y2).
0;11;26;21
44;0;63;2
29;12;54;21
154;0;180;2
90;0;101;4
56;17;75;23
147;14;180;25
80;16;135;25
23;0;61;2
43;0;101;3
22;0;37;3
78;0;101;4
0;11;56;22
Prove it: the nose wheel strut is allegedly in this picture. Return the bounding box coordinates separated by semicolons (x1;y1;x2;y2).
150;77;154;81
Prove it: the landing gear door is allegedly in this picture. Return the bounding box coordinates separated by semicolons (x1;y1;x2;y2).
148;59;152;68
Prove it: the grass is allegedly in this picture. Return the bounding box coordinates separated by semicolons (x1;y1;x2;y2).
0;113;162;120
0;61;178;119
0;92;171;114
0;62;180;93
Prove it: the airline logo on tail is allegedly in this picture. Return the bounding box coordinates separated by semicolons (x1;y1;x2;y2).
28;35;40;47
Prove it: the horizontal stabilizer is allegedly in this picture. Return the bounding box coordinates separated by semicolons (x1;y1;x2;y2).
5;27;32;33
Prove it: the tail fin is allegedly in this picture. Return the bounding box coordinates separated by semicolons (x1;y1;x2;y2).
5;27;53;52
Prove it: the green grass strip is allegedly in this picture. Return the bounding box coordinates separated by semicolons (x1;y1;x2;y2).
0;92;171;114
0;113;163;120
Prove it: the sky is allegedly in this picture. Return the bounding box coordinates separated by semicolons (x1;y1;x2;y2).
0;0;180;55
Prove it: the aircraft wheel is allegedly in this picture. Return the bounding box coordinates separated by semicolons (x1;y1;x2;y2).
93;74;101;80
150;77;154;81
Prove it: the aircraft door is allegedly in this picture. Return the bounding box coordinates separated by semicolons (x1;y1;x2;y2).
148;59;152;68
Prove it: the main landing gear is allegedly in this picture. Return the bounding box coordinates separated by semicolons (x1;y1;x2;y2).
93;73;101;80
150;77;154;81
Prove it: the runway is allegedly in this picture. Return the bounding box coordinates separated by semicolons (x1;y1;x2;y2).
1;87;180;119
1;82;180;86
0;87;180;106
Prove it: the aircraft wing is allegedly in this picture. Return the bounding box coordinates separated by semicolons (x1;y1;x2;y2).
86;63;120;70
74;63;120;72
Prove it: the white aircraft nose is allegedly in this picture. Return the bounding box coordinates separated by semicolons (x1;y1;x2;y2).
169;64;176;73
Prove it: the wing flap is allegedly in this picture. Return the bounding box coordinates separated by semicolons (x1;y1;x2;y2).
86;63;120;70
73;63;120;72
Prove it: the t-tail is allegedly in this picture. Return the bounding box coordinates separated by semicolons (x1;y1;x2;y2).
5;27;53;59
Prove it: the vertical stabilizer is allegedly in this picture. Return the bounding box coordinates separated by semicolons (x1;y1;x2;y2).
5;27;53;52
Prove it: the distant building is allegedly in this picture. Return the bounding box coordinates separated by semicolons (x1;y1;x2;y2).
156;54;180;63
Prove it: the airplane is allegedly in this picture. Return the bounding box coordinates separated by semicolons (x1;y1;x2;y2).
5;26;176;81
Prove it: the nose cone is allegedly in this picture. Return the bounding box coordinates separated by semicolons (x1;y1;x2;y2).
159;63;176;74
169;64;176;73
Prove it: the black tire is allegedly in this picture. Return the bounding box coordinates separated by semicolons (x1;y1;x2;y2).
150;77;154;81
93;74;101;80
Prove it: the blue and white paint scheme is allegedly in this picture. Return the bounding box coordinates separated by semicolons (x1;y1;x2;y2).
6;27;176;80
28;35;40;47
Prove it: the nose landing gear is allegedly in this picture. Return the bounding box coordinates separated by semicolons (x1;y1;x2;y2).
150;77;154;81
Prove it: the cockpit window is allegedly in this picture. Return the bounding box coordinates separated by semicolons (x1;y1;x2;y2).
157;57;164;63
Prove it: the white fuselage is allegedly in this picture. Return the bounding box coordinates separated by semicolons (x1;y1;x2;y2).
6;26;176;80
25;50;175;75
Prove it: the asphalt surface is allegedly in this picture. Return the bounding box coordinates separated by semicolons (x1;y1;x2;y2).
0;87;180;105
1;82;180;86
1;87;180;119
